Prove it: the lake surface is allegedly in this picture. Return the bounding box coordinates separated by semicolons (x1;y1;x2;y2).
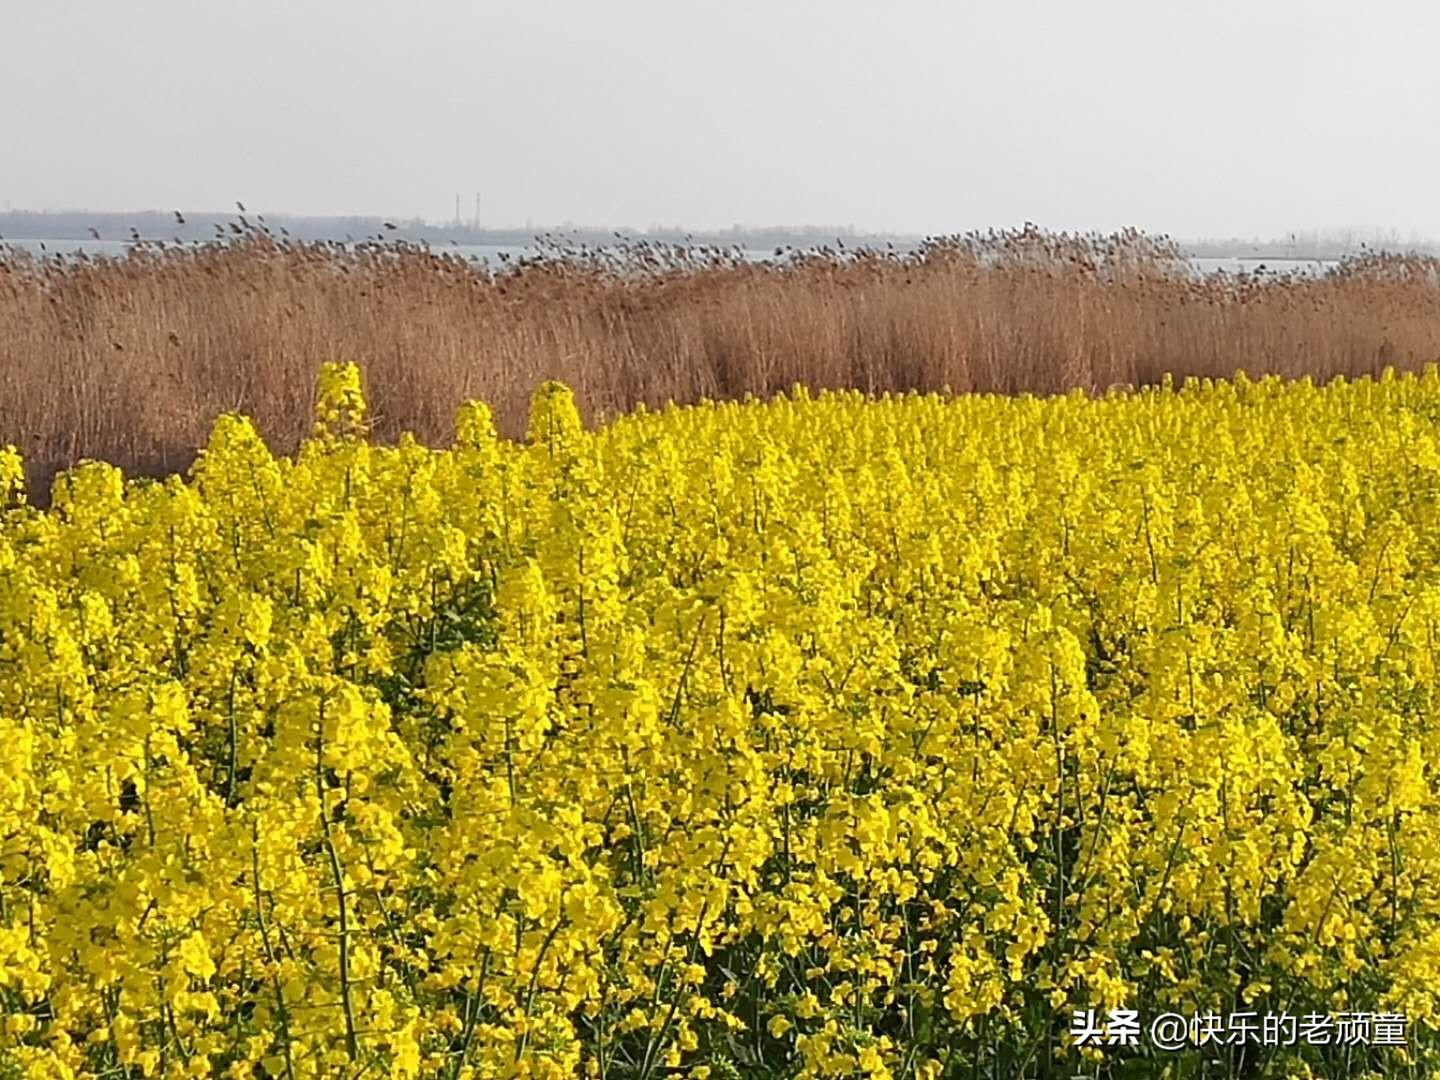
0;238;549;263
1190;256;1335;276
1;237;1337;277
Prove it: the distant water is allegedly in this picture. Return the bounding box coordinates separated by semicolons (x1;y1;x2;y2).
0;238;558;264
1190;256;1336;276
2;238;1338;276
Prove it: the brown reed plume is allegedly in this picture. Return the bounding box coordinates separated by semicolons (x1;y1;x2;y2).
3;222;1440;500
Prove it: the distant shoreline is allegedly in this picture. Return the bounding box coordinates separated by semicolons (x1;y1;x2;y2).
4;210;1433;263
0;209;915;254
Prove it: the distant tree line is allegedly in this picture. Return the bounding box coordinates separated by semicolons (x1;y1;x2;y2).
1187;227;1440;260
0;209;915;252
6;210;1438;261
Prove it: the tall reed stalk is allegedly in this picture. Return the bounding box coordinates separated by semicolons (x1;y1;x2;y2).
3;223;1439;501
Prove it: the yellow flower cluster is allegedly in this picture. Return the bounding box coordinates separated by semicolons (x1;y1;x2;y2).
1;363;1438;1078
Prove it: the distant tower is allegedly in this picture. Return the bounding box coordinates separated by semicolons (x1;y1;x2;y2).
474;192;480;229
455;194;461;227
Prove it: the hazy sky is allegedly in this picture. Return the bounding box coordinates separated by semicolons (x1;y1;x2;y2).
4;1;1439;238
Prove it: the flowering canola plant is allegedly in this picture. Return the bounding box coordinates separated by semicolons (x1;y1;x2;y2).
1;363;1438;1079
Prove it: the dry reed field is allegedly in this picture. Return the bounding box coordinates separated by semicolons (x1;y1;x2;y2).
3;224;1440;497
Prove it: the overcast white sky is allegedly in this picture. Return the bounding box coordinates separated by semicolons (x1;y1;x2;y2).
3;1;1439;238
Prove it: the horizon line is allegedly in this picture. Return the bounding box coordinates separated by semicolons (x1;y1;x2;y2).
4;208;1440;249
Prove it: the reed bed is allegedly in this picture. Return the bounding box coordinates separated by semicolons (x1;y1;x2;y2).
2;224;1439;498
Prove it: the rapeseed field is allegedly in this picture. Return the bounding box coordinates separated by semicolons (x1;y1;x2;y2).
1;364;1437;1078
